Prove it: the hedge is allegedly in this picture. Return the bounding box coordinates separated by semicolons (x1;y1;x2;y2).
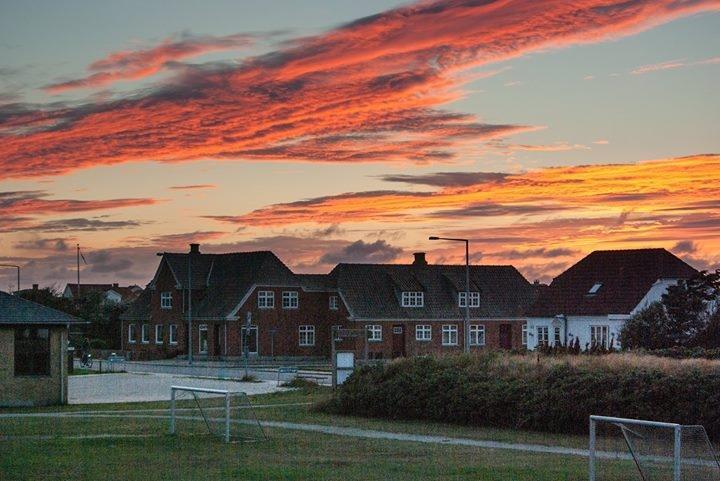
319;353;720;439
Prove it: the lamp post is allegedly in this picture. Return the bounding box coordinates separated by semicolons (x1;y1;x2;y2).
0;264;20;294
429;236;470;354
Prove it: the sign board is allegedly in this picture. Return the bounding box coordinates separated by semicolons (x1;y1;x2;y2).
334;351;355;386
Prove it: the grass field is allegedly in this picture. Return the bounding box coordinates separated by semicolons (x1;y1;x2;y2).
0;387;640;481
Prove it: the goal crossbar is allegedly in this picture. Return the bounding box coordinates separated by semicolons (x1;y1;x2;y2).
169;385;245;443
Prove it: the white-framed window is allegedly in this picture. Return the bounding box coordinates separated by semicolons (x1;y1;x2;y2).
588;282;603;295
442;324;458;346
329;295;339;310
198;325;208;354
257;290;274;309
401;291;424;307
554;327;562;345
160;291;172;309
522;324;528;346
299;325;315;346
458;292;480;308
282;291;299;309
128;324;136;344
141;324;149;344
332;325;343;341
469;324;485;346
367;325;382;342
590;325;609;347
415;324;432;341
155;324;163;345
536;326;549;347
169;324;178;345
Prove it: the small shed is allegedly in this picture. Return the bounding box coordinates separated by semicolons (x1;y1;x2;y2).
0;290;86;406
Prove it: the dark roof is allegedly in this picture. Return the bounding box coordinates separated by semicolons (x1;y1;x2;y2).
297;273;337;291
528;248;698;317
64;283;141;302
124;251;300;321
331;263;537;320
0;291;86;326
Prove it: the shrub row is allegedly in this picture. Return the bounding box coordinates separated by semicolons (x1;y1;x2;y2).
644;346;720;359
319;353;720;439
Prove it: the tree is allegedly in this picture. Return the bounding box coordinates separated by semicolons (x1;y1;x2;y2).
662;270;720;346
619;302;673;350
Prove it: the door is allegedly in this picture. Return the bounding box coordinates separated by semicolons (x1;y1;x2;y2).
198;325;208;354
241;326;258;355
214;324;223;356
391;324;406;358
499;324;513;350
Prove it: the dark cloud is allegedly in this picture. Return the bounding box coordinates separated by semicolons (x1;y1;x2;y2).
672;240;697;254
490;247;579;259
87;250;133;273
16;218;143;232
430;202;569;218
319;240;403;264
169;184;216;190
379;172;510;188
13;238;69;252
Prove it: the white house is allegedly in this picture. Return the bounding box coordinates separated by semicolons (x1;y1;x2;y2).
63;283;142;304
525;249;698;350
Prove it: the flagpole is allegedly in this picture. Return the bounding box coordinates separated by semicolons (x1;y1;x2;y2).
77;244;80;298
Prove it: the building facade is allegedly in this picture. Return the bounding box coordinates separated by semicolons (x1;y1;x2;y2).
0;291;85;407
525;248;698;351
121;246;538;360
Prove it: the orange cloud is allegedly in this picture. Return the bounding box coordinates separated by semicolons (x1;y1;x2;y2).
44;33;255;93
0;190;157;215
2;0;718;179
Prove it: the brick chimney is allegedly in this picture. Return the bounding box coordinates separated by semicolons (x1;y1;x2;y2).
32;284;39;291
413;252;428;266
112;283;119;288
189;243;200;254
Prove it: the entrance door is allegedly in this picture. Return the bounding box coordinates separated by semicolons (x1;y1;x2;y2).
391;324;406;358
214;324;223;356
241;326;258;355
499;324;513;350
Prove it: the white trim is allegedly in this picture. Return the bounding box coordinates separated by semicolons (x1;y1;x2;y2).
469;324;485;346
458;292;481;308
141;324;149;344
401;291;424;307
367;325;382;342
128;324;136;344
160;291;172;309
282;291;299;309
155;324;163;345
329;295;339;310
257;290;275;309
442;324;458;346
169;324;178;345
415;324;432;341
298;325;315;346
198;324;208;354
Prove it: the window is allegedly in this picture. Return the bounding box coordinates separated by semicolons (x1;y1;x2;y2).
257;290;274;309
401;291;424;307
169;324;178;345
536;326;549;347
160;291;172;309
415;324;432;341
367;325;382;342
128;324;137;344
332;325;343;341
587;283;603;296
590;325;609;348
155;324;164;345
458;292;480;308
329;295;339;310
442;324;458;346
14;328;50;376
554;327;562;345
198;325;208;354
299;325;315;346
469;324;485;346
522;324;528;346
141;324;149;343
282;291;299;309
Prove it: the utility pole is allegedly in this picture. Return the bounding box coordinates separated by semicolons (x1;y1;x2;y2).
187;251;193;366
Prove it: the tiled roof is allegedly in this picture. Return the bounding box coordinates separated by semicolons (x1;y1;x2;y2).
297;273;337;291
528;248;698;317
119;287;152;321
331;263;537;320
0;291;86;325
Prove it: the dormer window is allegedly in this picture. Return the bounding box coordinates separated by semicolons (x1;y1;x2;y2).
160;292;172;309
401;291;424;307
587;283;603;296
458;292;480;308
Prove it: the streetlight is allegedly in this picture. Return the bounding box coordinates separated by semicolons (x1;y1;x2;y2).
429;236;470;354
0;264;20;294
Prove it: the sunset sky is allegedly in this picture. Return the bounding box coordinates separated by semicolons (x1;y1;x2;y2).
1;0;719;291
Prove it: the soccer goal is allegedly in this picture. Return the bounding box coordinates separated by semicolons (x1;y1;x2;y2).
169;386;267;443
589;415;720;481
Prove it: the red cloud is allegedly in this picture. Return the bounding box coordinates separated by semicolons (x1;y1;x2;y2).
2;0;718;179
0;191;157;215
44;33;255;93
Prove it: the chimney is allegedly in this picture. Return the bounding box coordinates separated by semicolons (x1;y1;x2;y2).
112;283;119;288
189;243;200;254
32;284;39;291
413;252;428;266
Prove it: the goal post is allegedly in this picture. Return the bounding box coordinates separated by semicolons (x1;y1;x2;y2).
169;385;266;443
589;415;720;481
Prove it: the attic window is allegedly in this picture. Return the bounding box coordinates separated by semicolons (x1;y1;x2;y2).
401;291;424;307
587;283;603;296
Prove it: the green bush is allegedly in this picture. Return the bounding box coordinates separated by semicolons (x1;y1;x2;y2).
319;353;720;439
644;346;720;359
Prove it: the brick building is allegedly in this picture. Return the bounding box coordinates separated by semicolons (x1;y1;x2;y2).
121;246;538;360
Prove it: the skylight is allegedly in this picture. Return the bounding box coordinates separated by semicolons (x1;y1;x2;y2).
587;283;603;295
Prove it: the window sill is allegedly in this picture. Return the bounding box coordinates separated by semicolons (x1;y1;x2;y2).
415;339;432;342
299;344;315;347
442;343;459;347
258;306;275;310
169;342;178;345
141;341;149;344
155;342;163;345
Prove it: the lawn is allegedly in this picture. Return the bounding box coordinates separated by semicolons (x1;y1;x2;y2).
0;387;639;481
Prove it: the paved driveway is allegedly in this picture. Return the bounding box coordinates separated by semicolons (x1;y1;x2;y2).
69;373;287;404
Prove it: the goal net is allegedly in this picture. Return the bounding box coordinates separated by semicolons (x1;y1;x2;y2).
169;386;267;443
590;415;720;481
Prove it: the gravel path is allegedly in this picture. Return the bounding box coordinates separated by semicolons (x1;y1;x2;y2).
69;373;287;404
